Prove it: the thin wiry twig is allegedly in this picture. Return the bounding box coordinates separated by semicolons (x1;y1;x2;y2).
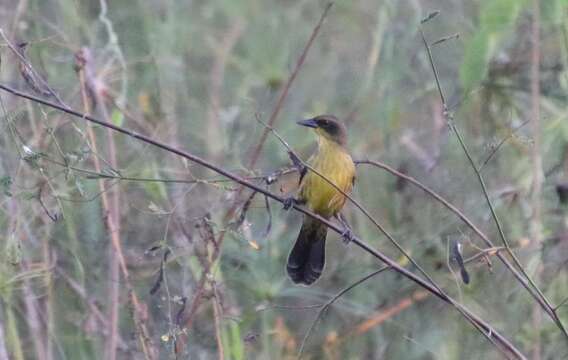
0;29;67;107
345;289;430;338
233;190;258;229
56;267;129;350
76;47;155;359
529;1;544;356
211;280;225;360
256;116;442;291
431;33;459;47
37;186;58;222
464;247;505;264
254;116;513;355
419;21;568;341
356;158;551;308
176;4;335;352
556;297;568;311
479;119;530;172
247;2;334;167
1;87;67;221
298;265;391;359
78;49;120;360
0;83;526;359
206;19;245;160
149;249;171;295
42;153;297;186
255;304;323;312
175;297;188;327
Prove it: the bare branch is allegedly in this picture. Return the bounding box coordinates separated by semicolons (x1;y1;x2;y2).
298;266;391;358
419;21;568;342
0;83;526;359
247;2;333;167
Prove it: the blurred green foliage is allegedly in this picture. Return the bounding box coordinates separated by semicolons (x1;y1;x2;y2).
1;0;568;359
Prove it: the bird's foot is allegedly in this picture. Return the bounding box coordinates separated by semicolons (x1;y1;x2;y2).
282;197;296;210
336;213;354;244
340;227;355;244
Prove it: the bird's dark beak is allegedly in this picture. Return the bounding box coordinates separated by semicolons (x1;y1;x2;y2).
296;118;318;128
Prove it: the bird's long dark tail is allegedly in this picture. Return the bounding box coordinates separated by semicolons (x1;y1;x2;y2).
287;217;327;285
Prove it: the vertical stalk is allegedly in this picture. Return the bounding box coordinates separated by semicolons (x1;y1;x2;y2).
42;237;53;360
0;306;10;360
530;0;542;359
3;292;24;360
76;49;122;360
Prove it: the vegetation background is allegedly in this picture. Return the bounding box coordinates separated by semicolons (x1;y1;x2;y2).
1;0;568;359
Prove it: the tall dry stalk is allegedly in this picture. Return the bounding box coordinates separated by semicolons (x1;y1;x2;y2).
530;1;543;359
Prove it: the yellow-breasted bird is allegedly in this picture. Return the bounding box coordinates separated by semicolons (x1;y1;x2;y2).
286;115;356;285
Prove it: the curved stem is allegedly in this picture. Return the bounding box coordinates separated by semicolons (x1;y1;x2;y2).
0;83;526;359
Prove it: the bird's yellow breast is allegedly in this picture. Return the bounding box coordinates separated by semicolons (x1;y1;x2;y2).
300;139;355;218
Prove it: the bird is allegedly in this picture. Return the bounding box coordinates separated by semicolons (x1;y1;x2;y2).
285;115;356;285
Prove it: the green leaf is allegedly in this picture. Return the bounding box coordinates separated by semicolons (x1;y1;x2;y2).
229;322;244;360
480;0;526;33
460;0;529;89
459;30;489;90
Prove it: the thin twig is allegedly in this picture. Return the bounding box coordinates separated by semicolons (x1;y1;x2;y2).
77;48;121;360
255;117;512;353
181;7;336;320
255;304;323;312
206;19;245;160
247;2;333;168
0;83;527;359
419;23;568;341
464;247;505;264
56;267;128;350
356;159;552;313
256;117;443;293
347;289;430;337
530;1;544;357
478;119;530;172
0;29;67;107
177;4;334;352
556;297;568;311
76;48;155;359
212;280;225;360
298;266;391;358
41;154;296;186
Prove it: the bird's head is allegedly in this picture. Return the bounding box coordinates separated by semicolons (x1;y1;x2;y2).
297;115;347;146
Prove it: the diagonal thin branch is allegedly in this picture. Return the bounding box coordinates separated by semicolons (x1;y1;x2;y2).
355;159;555;316
0;29;67;107
529;1;544;358
0;83;527;359
76;48;155;359
419;24;568;342
254;117;512;352
479;119;530;172
256;117;443;292
298;265;391;358
247;2;333;168
176;4;335;353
